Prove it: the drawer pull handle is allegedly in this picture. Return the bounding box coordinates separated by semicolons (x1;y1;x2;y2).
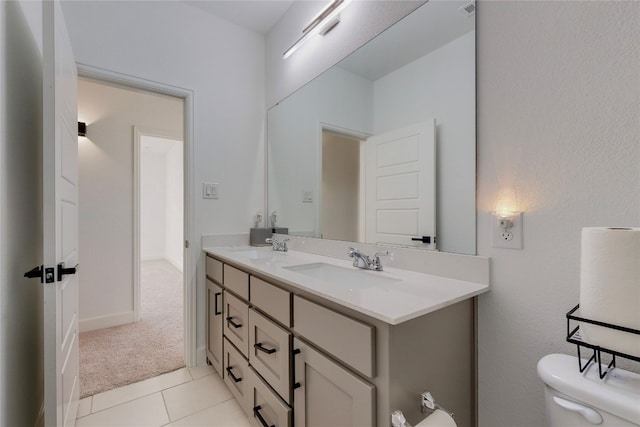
225;366;242;383
214;292;222;316
253;405;275;427
226;316;242;329
293;348;301;355
293;382;301;389
254;342;277;354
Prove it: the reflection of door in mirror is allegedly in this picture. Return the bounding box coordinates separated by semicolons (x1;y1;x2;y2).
320;121;436;249
321;130;363;242
365;120;436;249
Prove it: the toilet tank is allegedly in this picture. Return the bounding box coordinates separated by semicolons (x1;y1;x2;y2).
537;354;640;426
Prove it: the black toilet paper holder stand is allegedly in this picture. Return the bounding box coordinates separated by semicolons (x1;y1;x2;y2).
566;304;640;379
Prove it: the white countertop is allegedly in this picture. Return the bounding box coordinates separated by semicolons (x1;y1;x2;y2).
204;246;489;325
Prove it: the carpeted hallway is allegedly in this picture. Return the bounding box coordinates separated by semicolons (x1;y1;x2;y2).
79;260;185;398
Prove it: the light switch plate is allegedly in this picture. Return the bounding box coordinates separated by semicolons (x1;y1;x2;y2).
302;190;313;203
203;182;219;199
490;212;523;249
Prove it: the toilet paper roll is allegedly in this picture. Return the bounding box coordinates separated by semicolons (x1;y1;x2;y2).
415;410;457;427
579;227;640;357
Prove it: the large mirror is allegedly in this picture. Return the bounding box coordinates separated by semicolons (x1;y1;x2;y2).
268;1;476;255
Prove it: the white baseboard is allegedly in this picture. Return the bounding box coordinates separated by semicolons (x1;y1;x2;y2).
79;311;135;333
195;345;207;367
165;256;183;273
141;255;164;262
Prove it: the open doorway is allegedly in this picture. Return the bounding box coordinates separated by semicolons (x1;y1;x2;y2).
77;77;186;398
320;129;364;241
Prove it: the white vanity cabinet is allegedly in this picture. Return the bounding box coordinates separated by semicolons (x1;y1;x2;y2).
205;252;477;427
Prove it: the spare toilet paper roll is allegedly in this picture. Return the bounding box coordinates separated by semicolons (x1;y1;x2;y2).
580;227;640;357
415;410;457;427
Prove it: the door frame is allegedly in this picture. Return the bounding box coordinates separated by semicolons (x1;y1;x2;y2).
77;63;197;367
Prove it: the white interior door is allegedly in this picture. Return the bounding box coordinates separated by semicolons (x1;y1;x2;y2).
43;1;79;425
365;120;436;249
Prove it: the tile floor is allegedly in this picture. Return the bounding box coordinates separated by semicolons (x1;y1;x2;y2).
76;365;252;426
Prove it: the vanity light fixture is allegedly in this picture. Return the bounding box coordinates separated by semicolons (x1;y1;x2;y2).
78;121;87;137
283;0;352;59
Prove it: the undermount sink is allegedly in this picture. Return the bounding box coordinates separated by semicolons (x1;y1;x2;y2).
283;262;401;289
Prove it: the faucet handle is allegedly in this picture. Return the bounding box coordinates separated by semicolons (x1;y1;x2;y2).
348;247;359;257
374;251;389;258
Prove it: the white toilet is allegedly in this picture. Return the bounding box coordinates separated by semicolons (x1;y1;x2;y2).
537;354;640;426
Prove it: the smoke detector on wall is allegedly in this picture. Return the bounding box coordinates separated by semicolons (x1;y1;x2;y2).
459;2;475;17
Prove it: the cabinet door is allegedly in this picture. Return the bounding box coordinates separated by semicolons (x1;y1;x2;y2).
206;279;224;376
293;338;376;427
249;308;292;403
224;290;250;357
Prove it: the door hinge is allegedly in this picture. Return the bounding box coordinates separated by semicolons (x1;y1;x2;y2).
185;240;189;249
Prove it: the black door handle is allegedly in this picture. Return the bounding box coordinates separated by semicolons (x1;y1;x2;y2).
24;265;43;282
411;236;432;244
254;342;277;354
57;263;78;281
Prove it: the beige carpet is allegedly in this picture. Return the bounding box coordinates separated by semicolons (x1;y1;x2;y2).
79;260;185;398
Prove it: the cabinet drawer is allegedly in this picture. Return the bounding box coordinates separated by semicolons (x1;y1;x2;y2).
224;264;249;300
206;279;224;377
250;276;291;327
293;296;375;378
223;337;252;417
248;367;292;427
206;256;223;284
224;291;250;357
249;308;292;404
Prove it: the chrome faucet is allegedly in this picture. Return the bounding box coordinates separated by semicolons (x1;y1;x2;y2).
266;237;289;252
348;247;389;271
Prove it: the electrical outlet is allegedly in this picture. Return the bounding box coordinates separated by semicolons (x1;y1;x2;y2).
302;190;313;203
491;212;523;249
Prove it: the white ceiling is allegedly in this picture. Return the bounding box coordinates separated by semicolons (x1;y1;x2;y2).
182;0;295;34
